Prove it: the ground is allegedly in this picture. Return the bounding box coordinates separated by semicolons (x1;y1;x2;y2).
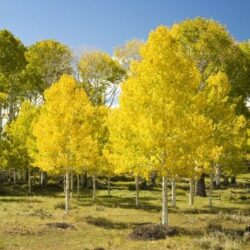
0;174;249;250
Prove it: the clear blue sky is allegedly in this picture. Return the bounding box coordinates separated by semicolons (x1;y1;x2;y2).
1;0;249;54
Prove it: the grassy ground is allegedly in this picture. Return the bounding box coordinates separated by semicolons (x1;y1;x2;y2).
0;174;249;250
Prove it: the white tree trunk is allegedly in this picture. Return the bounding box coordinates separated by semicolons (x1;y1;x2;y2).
171;179;176;208
209;173;213;208
135;176;139;207
65;173;70;215
92;175;96;202
215;166;220;187
161;176;169;226
63;175;66;194
0;103;2;133
40;171;44;186
189;178;195;206
107;176;111;196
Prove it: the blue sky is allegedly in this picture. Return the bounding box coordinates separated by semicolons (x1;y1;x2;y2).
1;0;249;54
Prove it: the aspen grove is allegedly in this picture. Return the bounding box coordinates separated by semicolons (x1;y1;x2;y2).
0;17;249;231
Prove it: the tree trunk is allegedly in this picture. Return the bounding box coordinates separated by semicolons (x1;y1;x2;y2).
40;171;44;186
65;173;70;215
92;175;96;202
13;170;16;184
107;176;111;196
171;179;176;208
70;174;73;198
209;173;214;208
63;174;66;194
231;176;236;186
0;103;2;134
28;167;31;194
189;178;195;206
135;176;139;207
161;176;169;226
215;166;221;188
196;173;206;197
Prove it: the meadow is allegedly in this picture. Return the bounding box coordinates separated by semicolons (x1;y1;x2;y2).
0;174;249;250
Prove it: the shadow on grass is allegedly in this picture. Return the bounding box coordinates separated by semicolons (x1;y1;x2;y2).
85;215;153;230
0;197;42;203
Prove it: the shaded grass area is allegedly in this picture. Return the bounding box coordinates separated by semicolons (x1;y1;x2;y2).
0;174;249;250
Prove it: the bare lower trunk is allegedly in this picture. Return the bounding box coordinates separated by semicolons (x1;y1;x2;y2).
77;174;80;196
92;175;96;202
13;170;16;184
215;166;221;188
65;173;70;215
196;173;206;197
70;174;73;198
209;173;213;208
107;176;111;196
171;179;176;208
63;175;66;194
0;103;2;134
161;176;169;226
135;176;139;207
40;171;44;186
28;167;31;194
189;178;195;206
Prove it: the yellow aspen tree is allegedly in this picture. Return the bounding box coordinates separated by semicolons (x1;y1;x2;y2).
4;100;38;192
195;72;248;207
33;75;96;214
106;108;151;207
119;26;205;225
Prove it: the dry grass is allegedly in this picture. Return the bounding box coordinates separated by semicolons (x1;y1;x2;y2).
0;174;249;250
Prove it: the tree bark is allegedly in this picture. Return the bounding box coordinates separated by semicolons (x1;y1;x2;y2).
196;173;206;197
215;166;221;188
135;176;139;207
209;173;214;208
92;175;96;202
65;173;70;215
189;178;195;206
40;171;44;186
171;179;176;208
0;103;2;134
107;176;111;196
161;176;169;226
63;174;66;194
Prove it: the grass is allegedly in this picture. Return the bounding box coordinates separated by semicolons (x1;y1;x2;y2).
0;174;249;250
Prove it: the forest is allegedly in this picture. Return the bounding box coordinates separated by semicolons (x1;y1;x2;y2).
0;17;249;250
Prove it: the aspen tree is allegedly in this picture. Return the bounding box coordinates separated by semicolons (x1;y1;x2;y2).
33;75;96;214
